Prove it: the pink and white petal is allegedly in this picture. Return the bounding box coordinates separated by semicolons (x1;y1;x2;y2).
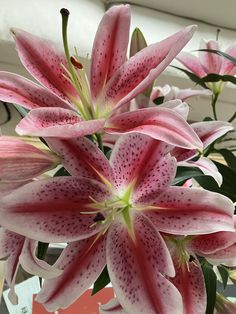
191;120;233;148
99;298;126;314
107;215;182;314
205;242;236;266
178;157;222;186
16;108;105;138
105;107;203;150
178;88;212;100
176;51;206;77
90;5;130;99
159;99;190;119
46;137;113;182
144;186;234;235
220;43;236;74
133;155;177;204
36;235;106;312
0;136;58;181
11;28;78;102
171;259;206;314
0;180;32;198
110;133;171;190
103;25;197;108
0;72;72;110
0;229;25;304
19;239;62;279
199;40;222;74
0;177;110;242
171;146;197;162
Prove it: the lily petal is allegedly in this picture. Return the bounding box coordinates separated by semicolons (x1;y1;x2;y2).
19;239;62;279
159;99;190;120
0;72;72;110
99;298;126;314
103;25;197;108
205;242;236;267
0;177;110;242
105;107;203;149
46;137;113;182
109;133;170;190
107;214;182;314
90;5;130;99
16;108;105;137
220;43;236;74
0;136;58;181
178;157;223;186
11;28;78;101
171;258;206;314
144;186;234;235
36;235;106;312
199;40;222;74
176;51;206;77
191;120;233;148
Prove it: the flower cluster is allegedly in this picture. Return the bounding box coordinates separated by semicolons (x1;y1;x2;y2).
0;4;236;314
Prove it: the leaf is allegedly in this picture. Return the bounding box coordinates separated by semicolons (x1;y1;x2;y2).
153;96;165;106
54;167;70;177
217;265;229;289
197;49;236;66
201;73;236;85
92;266;110;295
37;242;49;260
217;149;236;171
172;166;204;186
201;261;217;314
171;65;208;88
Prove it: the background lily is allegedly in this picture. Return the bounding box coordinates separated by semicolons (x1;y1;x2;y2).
0;133;234;312
0;6;203;150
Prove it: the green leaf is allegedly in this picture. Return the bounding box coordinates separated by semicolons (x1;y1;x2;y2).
203;116;214;121
92;266;110;295
201;73;236;85
54;167;70;177
37;242;49;260
153;96;165;106
171;65;208;88
217;265;229;289
172;166;204;186
201;261;217;314
217;149;236;171
197;49;236;66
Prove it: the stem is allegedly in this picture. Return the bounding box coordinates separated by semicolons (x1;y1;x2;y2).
228;111;236;123
211;93;219;120
95;133;104;153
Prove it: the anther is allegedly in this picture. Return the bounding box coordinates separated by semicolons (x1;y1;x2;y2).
60;8;70;17
70;56;83;69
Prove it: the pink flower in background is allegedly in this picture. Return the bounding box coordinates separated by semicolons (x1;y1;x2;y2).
176;40;236;77
0;134;234;312
150;84;212;102
0;6;203;150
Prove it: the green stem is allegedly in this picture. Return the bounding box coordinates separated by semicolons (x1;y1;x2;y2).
95;133;104;153
228;111;236;123
211;93;219;120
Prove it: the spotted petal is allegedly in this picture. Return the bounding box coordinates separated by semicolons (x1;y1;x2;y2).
36;235;106;312
46;137;113;182
11;28;78;102
90;5;130;99
0;72;72;110
0;177;110;242
144;186;234;235
16;108;105;137
107;214;182;314
105;107;203;150
103;25;197;108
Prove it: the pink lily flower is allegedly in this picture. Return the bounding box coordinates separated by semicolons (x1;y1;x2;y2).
0;5;202;150
176;40;236;93
0;227;62;304
150;84;212;102
0;134;234;312
0;136;60;196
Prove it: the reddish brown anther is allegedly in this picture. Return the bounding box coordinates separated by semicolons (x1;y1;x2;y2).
70;56;83;69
